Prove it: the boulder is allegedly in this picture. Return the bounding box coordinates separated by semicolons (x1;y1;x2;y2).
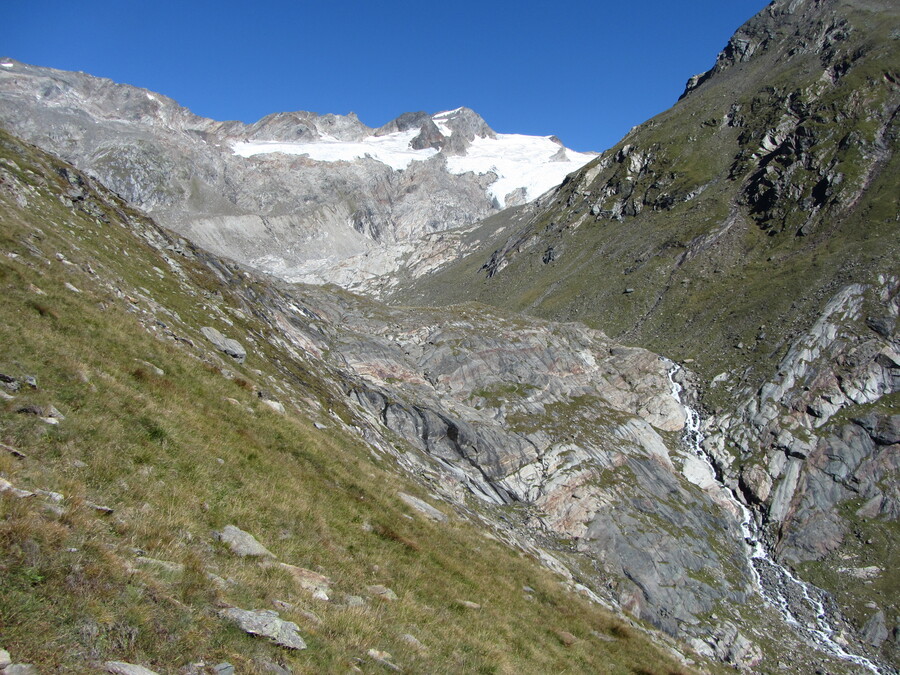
214;524;275;558
218;608;306;650
861;610;889;647
279;563;330;600
201;326;246;363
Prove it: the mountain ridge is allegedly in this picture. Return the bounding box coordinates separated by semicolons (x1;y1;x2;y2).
0;58;594;293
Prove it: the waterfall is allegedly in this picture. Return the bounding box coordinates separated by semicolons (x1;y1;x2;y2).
666;361;881;674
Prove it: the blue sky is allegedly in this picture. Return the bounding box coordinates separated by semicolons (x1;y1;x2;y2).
4;0;768;151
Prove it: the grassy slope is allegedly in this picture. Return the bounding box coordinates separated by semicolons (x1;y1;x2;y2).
0;131;701;674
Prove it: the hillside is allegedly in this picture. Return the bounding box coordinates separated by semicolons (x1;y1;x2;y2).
392;0;900;668
1;0;898;672
0;128;704;674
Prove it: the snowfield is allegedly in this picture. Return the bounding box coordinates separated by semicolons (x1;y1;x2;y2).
231;112;596;205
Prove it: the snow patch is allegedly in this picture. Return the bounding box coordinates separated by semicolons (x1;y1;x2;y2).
0;62;13;69
232;116;596;206
231;128;438;171
444;133;595;203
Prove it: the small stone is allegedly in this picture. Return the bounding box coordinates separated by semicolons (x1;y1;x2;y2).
218;608;306;650
366;650;401;672
261;399;285;414
314;422;327;430
279;563;331;600
556;630;578;646
35;489;64;503
343;595;366;607
400;633;425;651
458;600;481;609
624;288;634;294
258;661;292;675
0;442;26;459
135;360;165;376
87;501;114;515
212;664;235;675
16;405;44;416
214;524;275;558
366;584;398;601
105;661;161;675
0;478;35;498
64;282;82;293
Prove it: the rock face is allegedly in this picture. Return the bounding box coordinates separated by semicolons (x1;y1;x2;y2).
0;61;593;291
256;287;753;639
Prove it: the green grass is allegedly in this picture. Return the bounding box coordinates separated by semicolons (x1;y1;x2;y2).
0;130;699;673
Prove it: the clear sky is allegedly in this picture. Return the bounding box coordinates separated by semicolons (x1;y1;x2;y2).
3;0;769;152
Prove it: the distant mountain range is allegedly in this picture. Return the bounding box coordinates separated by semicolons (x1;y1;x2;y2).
0;58;594;290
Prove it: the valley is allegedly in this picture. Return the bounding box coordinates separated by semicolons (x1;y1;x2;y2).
0;0;897;673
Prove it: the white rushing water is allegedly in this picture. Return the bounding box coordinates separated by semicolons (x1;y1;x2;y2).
665;361;882;674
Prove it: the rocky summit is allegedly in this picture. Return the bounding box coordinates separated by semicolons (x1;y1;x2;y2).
0;0;898;673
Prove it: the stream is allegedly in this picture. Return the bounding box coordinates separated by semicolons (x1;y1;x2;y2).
666;362;882;674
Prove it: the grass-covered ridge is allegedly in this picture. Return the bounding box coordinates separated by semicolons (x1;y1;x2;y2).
0;130;701;673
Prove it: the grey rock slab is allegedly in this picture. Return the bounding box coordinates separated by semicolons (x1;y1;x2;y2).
4;666;39;675
212;664;235;675
201;326;246;363
214;524;275;558
366;650;401;672
398;492;447;522
105;662;161;675
861;609;889;647
0;649;11;668
0;477;34;498
218;608;306;650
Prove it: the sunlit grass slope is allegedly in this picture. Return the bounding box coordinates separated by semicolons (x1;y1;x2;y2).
0;129;697;674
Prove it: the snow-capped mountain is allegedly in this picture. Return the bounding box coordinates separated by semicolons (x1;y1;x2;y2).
0;59;595;289
232;107;595;207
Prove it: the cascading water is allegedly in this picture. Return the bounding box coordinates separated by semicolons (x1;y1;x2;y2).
665;361;882;674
